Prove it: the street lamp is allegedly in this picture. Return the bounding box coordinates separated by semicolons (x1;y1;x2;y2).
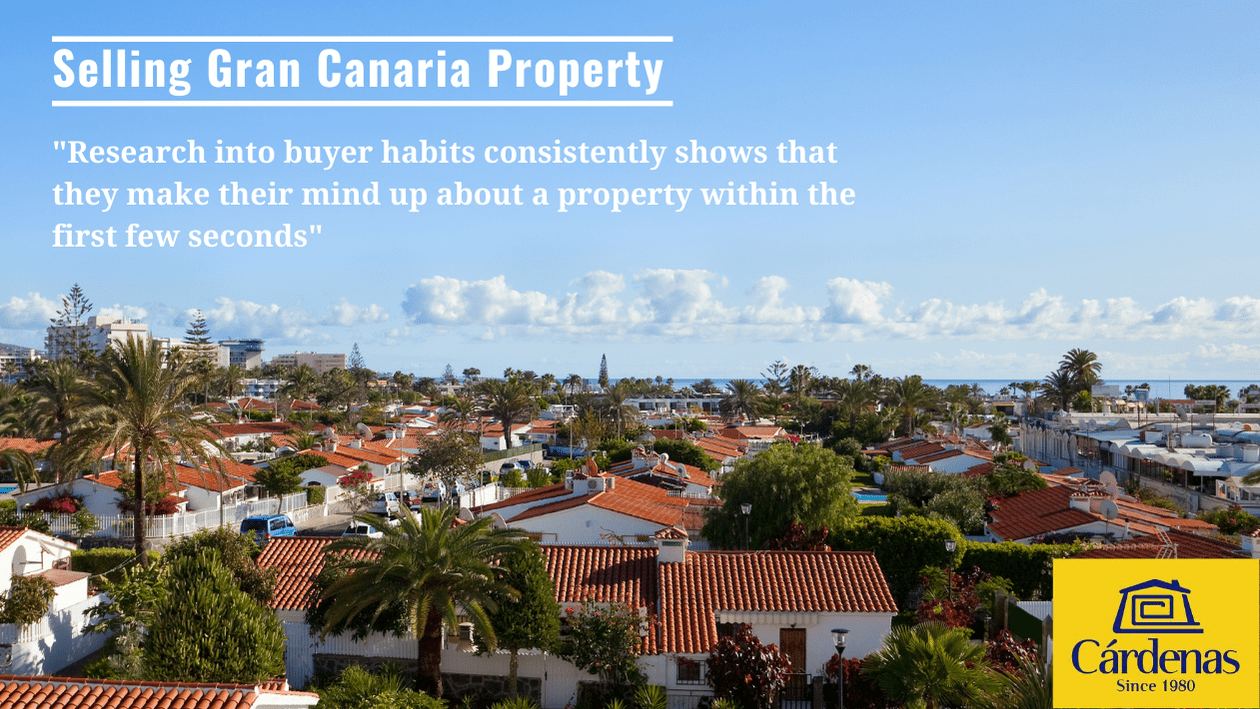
944;539;958;600
741;502;752;550
831;628;850;709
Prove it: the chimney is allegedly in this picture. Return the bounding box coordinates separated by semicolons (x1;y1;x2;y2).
328;441;338;454
654;529;689;563
1068;494;1091;512
350;438;362;449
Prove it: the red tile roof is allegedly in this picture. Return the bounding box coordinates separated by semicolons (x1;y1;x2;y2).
0;527;30;553
658;551;897;653
0;676;317;709
1075;529;1245;559
911;449;966;464
255;536;369;610
0;438;55;455
897;442;946;461
986;486;1099;541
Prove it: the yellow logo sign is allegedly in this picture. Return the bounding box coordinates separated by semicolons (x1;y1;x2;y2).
1054;559;1259;708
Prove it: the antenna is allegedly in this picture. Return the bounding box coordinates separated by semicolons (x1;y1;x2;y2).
1155;529;1177;559
1101;499;1119;539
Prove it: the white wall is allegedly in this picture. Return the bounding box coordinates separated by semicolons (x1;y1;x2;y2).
509;505;671;545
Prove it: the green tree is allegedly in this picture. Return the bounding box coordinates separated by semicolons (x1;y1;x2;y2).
720;379;763;423
988;415;1013;449
829;517;963;605
883;375;938;437
26;359;90;472
254;453;328;497
476;377;538;449
559;601;646;687
310;506;526;696
862;622;1002;709
408;430;484;493
1059;348;1102;390
162;527;277;606
45;282;96;365
477;545;559;697
144;548;286;684
650;438;719;473
1040;369;1077;411
64;337;225;561
281;363;320;402
702;443;857;550
598;354;609;389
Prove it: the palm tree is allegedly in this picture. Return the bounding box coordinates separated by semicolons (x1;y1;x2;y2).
281;364;319;402
218;363;245;401
1041;369;1077;411
1059;348;1102;390
315;506;527;696
476;378;538;449
883;375;938;436
597;380;639;438
989;415;1014;451
721;379;763;423
64;337;225;561
863;622;1003;709
832;378;877;432
26;359;89;445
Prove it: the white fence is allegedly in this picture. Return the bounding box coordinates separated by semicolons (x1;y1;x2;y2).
0;595;107;675
41;491;320;539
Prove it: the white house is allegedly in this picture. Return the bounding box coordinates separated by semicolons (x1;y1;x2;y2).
0;526;107;675
13;471;189;519
256;534;897;705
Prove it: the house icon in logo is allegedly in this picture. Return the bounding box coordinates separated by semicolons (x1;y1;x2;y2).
1113;578;1203;634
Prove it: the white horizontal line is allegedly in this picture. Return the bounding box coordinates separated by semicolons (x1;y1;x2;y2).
51;100;673;108
51;36;673;43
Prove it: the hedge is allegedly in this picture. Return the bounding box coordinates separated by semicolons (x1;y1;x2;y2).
305;486;326;505
959;540;1080;600
829;516;964;607
71;547;161;584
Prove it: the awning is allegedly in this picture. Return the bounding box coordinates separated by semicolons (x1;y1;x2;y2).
1176;458;1228;476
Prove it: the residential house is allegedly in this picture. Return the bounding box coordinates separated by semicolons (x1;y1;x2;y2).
606;447;716;497
256;534;897;705
984;484;1218;543
0;527;106;674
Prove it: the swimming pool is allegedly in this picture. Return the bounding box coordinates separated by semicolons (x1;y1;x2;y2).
853;492;888;503
0;485;17;495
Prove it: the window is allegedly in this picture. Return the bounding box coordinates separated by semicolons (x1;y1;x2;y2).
677;658;705;685
716;622;738;638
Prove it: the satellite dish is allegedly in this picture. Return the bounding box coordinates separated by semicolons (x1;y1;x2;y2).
1100;471;1118;487
356;422;372;439
1101;499;1120;520
489;512;507;530
458;506;474;522
1022;459;1038;472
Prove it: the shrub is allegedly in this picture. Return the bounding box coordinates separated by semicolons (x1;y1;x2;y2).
829;517;963;606
28;492;84;514
162;527;277;605
558;602;646;687
143;548;286;684
705;623;792;709
0;574;56;625
315;664;447;709
72;547;161;584
1197;506;1260;535
306;485;327;505
959;540;1079;600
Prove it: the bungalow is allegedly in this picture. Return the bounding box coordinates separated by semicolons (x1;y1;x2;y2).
984;484;1218;543
0;677;319;709
13;471;189;519
256;533;897;705
606;447;716;497
0;527;106;674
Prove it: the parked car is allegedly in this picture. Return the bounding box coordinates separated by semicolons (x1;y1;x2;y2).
419;480;446;503
519;460;533;470
499;461;521;474
368;491;400;516
240;514;296;546
342;521;384;538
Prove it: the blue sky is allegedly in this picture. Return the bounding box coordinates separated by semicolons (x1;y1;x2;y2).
2;1;1257;382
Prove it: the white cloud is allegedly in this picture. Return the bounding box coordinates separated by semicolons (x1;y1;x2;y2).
321;299;391;327
0;293;58;329
399;271;1260;346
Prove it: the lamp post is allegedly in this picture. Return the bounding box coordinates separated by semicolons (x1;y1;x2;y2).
944;538;958;600
741;502;752;550
831;628;849;709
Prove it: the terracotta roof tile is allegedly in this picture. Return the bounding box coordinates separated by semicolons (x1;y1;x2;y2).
544;545;659;654
0;527;29;553
658;551;897;653
0;676;274;709
987;486;1098;541
0;438;55;455
1076;529;1245;559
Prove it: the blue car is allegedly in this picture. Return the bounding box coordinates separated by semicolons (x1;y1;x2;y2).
240;514;296;546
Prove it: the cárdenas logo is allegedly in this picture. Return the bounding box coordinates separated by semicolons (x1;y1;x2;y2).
1054;559;1259;708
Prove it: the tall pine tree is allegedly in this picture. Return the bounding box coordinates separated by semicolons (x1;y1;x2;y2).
46;283;94;364
598;354;609;389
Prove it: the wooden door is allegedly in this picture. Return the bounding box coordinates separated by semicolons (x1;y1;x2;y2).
779;628;806;672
